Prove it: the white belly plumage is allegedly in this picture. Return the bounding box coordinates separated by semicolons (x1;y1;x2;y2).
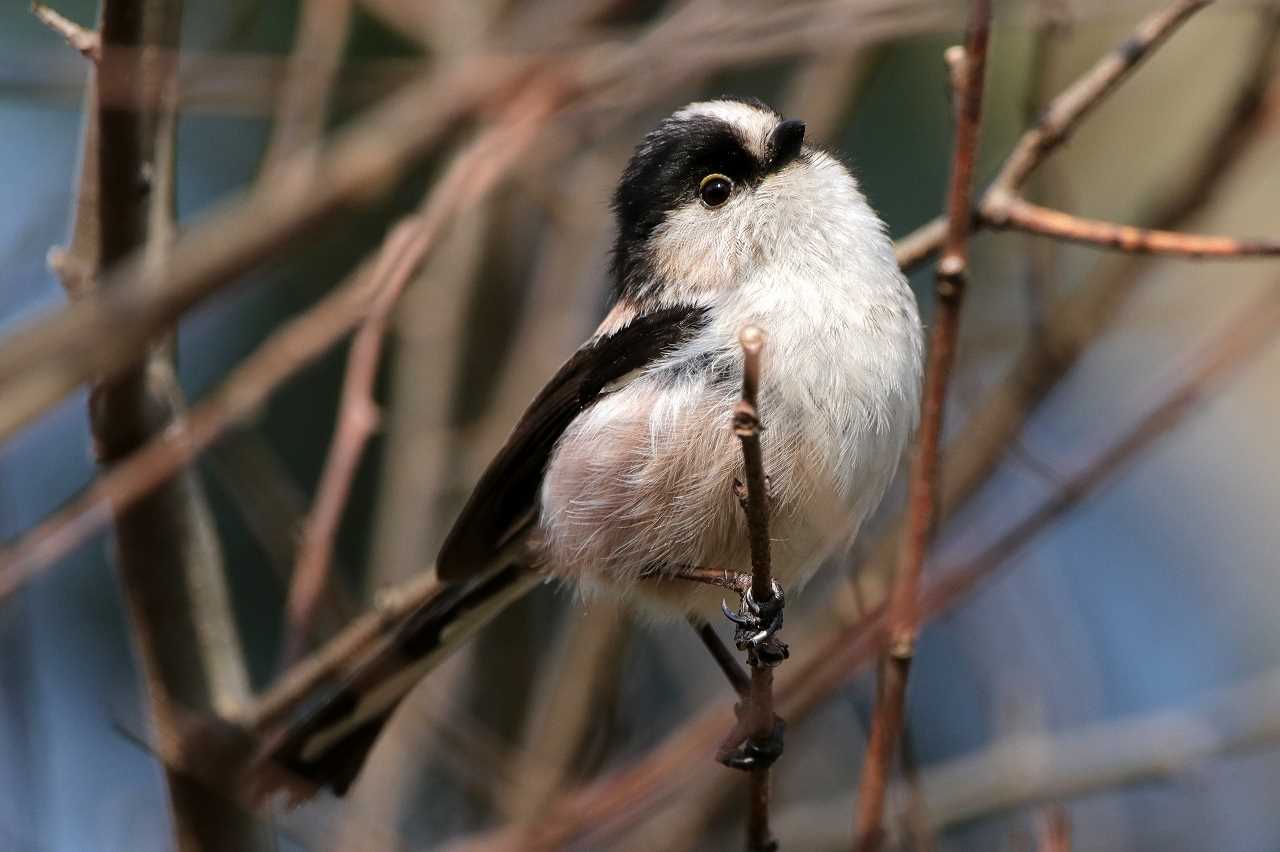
537;324;913;618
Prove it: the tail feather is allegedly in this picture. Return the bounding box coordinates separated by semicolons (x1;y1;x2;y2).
254;565;541;798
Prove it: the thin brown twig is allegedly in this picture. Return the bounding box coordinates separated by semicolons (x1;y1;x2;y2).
982;196;1280;257
31;2;101;61
854;3;990;850
732;325;779;852
74;0;268;846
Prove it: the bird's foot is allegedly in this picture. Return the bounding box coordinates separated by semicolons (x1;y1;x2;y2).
718;711;786;771
721;580;789;667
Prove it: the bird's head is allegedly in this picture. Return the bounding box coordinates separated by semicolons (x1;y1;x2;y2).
610;97;886;308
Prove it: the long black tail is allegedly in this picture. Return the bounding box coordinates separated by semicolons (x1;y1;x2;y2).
255;565;540;798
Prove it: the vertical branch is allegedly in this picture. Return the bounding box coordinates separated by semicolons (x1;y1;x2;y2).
48;0;271;849
733;326;778;852
258;0;353;179
854;2;991;850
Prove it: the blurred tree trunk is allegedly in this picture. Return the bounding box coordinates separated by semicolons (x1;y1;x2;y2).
55;0;271;848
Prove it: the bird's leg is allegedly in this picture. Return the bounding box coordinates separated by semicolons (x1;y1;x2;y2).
646;563;751;595
689;615;750;698
640;563;787;662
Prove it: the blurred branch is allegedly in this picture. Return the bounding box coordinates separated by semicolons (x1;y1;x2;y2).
259;0;353;178
0;55;534;444
0;262;375;599
208;429;358;633
891;661;1280;831
53;0;268;848
854;5;990;851
280;84;560;666
500;602;628;830
31;2;101;61
1039;808;1071;852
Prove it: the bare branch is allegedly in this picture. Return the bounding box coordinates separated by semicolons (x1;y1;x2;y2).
893;0;1212;272
258;0;353;178
71;0;267;846
907;663;1280;831
982;195;1280;257
991;0;1210;193
280;85;560;665
854;3;990;849
732;325;779;852
31;2;101;61
0;270;375;599
0;56;535;444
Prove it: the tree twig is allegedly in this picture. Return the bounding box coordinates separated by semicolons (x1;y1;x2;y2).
258;0;353;179
732;325;779;852
892;660;1280;831
279;83;560;665
72;0;268;847
982;196;1280;256
31;2;101;61
854;4;990;850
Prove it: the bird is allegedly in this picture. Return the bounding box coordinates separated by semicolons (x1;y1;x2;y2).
256;96;923;799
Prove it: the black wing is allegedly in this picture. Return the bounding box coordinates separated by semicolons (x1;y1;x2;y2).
437;304;710;581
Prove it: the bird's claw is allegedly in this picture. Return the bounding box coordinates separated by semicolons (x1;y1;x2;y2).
721;580;789;667
719;713;786;771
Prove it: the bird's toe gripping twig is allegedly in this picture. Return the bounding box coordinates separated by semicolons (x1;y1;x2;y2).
717;705;786;771
721;580;789;667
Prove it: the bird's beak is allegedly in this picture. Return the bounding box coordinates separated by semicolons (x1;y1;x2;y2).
767;119;806;172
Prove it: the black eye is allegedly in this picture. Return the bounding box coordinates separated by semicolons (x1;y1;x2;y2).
698;173;734;208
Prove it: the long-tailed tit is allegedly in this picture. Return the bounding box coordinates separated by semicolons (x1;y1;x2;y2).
260;98;923;797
